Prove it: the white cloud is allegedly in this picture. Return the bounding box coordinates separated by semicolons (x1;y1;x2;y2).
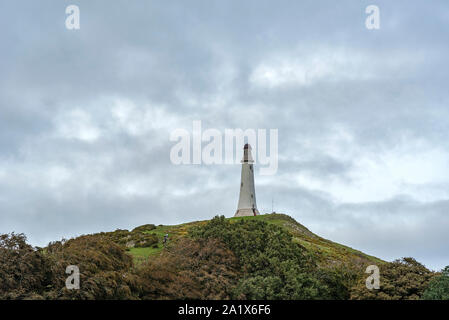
249;49;369;88
54;109;101;142
111;98;182;136
249;47;425;89
293;127;449;203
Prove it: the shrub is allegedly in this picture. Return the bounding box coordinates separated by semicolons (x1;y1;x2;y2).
0;233;51;299
190;216;330;299
350;257;434;300
421;266;449;300
44;234;135;299
134;238;240;299
132;224;156;233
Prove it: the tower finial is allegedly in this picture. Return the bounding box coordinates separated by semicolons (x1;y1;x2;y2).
242;143;254;163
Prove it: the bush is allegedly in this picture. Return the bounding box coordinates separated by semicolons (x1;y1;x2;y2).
0;233;51;299
350;257;434;300
421;266;449;300
134;238;240;299
190;216;331;299
315;264;360;300
44;234;135;299
94;228;158;249
132;224;156;233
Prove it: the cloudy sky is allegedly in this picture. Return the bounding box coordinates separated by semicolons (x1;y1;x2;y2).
1;1;448;270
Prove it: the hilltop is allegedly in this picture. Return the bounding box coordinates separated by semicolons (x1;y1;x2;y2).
123;213;383;267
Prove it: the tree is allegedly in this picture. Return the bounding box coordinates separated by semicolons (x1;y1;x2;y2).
421;266;449;300
0;233;51;299
350;257;434;300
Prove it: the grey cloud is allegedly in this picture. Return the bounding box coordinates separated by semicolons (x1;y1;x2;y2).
0;0;448;271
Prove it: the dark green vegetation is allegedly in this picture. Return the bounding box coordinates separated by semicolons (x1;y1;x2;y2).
0;214;446;299
421;266;449;300
191;216;348;299
350;257;434;300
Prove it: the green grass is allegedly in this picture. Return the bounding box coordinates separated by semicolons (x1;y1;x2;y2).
128;245;164;264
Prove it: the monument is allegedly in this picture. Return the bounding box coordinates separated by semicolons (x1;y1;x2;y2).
234;144;260;217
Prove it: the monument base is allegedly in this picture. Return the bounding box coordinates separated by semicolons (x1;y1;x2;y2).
234;208;260;217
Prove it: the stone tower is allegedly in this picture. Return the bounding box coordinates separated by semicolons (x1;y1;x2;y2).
234;144;260;217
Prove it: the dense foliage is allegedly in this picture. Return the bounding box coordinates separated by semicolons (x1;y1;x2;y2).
191;216;339;299
0;232;239;300
0;233;52;299
350;257;434;300
44;234;135;299
0;216;443;300
133;238;240;299
421;266;449;300
96;227;158;248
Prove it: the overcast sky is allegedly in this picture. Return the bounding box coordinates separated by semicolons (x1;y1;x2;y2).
0;1;448;271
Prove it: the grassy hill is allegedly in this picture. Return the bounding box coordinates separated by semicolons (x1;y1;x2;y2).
124;213;384;267
4;212;442;300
